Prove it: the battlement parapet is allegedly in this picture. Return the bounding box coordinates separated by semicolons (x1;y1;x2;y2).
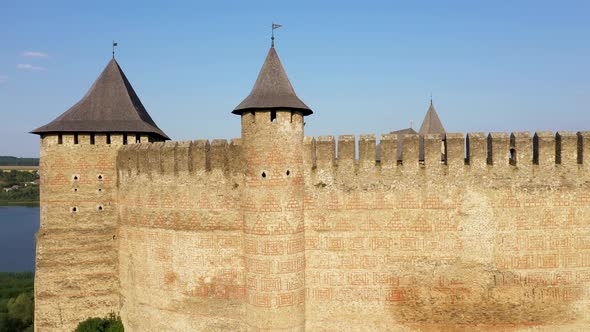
303;131;590;175
41;133;152;147
117;138;243;179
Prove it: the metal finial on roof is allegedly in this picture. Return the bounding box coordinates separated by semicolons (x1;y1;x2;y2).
430;92;433;105
112;41;118;58
271;23;282;48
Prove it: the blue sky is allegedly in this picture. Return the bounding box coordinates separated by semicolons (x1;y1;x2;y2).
0;0;588;157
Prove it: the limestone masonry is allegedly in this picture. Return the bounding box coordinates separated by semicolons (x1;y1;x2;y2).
32;46;590;331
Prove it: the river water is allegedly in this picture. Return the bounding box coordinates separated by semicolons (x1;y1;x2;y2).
0;206;39;272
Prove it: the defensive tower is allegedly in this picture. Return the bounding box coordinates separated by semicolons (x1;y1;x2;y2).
234;45;312;331
31;58;168;331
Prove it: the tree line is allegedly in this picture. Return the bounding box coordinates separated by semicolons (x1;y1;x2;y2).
0;157;38;167
0;272;34;332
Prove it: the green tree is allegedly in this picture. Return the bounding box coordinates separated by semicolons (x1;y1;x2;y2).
75;313;123;332
6;292;33;326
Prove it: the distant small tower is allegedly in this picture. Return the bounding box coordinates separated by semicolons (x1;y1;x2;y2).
234;44;312;330
30;58;168;331
418;99;446;136
418;99;446;160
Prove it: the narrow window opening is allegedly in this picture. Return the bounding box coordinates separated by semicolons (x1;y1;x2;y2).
261;171;267;178
97;205;104;212
73;188;78;192
97;188;103;193
106;134;111;145
73;175;79;181
90;134;95;145
123;134;128;145
270;111;277;123
286;170;291;176
58;134;63;145
136;134;141;144
97;174;103;181
74;134;79;145
533;135;539;165
71;207;78;213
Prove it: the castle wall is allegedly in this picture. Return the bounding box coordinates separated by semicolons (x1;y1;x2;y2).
302;131;590;331
37;129;590;331
116;139;246;331
35;134;123;331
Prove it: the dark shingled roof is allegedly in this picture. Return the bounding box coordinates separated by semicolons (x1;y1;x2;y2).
31;58;169;140
233;47;312;115
418;101;445;135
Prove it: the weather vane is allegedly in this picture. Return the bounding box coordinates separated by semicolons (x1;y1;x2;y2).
112;41;118;58
271;23;282;47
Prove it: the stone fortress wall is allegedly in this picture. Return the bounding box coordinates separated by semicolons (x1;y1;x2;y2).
36;122;590;330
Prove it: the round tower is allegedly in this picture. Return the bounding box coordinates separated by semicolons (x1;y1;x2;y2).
234;46;312;331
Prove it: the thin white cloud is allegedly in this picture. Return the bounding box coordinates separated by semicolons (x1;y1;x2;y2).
22;51;48;58
0;75;7;83
17;64;45;71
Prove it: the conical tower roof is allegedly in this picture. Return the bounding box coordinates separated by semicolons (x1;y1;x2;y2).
31;58;169;140
418;100;445;135
233;47;312;115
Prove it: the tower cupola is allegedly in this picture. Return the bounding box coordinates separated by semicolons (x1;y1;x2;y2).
31;58;169;141
233;46;312;115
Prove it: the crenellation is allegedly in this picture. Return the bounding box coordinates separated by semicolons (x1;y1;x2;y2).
116;144;134;178
137;144;151;175
148;141;164;175
488;132;510;167
78;134;92;145
276;110;291;123
42;134;60;147
511;131;532;168
190;139;210;173
379;134;397;167
94;133;108;145
466;132;487;168
402;133;419;169
255;110;271;124
303;136;316;171
116;139;246;178
229;138;242;175
175;141;191;175
160;141;177;174
556;131;577;167
337;135;355;164
444;133;465;169
533;131;555;166
110;134;124;146
210;139;229;173
358;134;376;167
62;134;76;146
423;134;442;166
316;136;336;170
